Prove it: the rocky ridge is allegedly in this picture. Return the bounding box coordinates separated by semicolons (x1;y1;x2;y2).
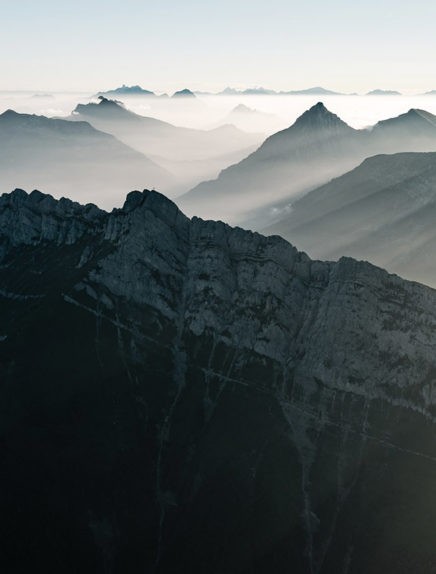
1;188;436;573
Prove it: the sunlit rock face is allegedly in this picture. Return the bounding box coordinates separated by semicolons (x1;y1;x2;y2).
1;188;435;574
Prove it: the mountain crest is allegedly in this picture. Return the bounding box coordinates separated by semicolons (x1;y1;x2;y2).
293;102;352;131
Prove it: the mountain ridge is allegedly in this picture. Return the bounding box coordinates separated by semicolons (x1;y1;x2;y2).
1;187;436;572
178;103;436;225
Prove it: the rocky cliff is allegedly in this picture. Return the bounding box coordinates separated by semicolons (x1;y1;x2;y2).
1;189;435;573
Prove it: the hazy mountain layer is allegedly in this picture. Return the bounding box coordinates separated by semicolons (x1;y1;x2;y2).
0;109;172;207
1;188;436;573
178;103;436;226
221;104;285;134
265;152;436;287
71;97;262;192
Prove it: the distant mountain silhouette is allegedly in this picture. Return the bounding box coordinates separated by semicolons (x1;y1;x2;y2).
265;152;436;287
172;89;196;98
210;86;344;96
178;103;436;226
97;84;156;97
0;109;171;207
367;89;402;96
282;86;345;95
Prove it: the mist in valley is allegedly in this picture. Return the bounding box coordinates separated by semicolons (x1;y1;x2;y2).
3;89;436;284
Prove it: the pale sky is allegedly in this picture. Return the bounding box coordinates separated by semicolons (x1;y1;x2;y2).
1;0;436;94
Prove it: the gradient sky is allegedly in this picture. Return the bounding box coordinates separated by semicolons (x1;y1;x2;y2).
2;0;436;93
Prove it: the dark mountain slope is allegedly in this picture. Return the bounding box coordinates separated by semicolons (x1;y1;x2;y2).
1;188;436;573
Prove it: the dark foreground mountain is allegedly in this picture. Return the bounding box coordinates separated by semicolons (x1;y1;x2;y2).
71;98;261;191
0;109;171;207
1;188;436;573
265;152;436;287
178;103;436;226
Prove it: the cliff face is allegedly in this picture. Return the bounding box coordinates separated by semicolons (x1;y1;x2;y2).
1;189;436;573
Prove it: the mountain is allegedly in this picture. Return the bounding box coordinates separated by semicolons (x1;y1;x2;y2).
423;90;436;95
178;104;436;227
178;102;367;223
371;108;436;151
367;89;402;96
212;87;344;96
218;86;241;95
242;87;276;95
221;104;284;133
172;88;196;98
97;84;156;97
1;187;436;573
282;86;344;95
265;151;436;287
0;109;171;207
70;97;262;191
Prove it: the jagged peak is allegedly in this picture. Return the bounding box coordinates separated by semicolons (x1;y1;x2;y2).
73;97;129;115
121;189;188;226
97;96;125;107
0;188;103;217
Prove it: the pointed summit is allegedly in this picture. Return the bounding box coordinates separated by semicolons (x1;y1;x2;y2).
293;102;352;132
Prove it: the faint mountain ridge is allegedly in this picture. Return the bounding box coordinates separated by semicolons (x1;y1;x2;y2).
221;103;284;133
367;89;402;95
201;86;346;96
96;84;157;97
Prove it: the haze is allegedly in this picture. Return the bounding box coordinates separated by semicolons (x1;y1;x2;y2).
2;0;436;94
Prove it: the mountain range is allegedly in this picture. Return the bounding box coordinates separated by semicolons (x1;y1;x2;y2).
0;109;171;207
197;86;348;96
70;97;262;192
97;84;159;97
177;103;436;226
366;89;402;96
1;188;435;573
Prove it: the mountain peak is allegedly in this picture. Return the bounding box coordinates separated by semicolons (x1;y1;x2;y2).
293;102;351;132
232;104;253;113
73;97;132;118
0;109;19;118
97;96;124;107
172;89;196;98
